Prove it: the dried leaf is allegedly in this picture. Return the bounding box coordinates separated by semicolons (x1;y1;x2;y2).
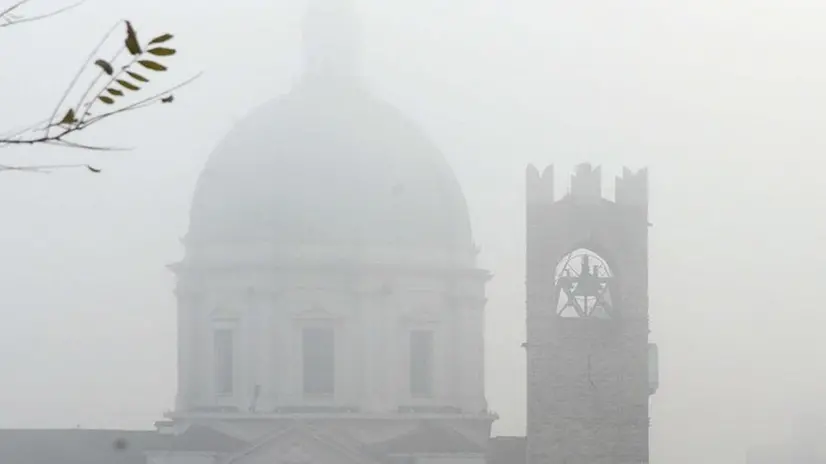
148;47;176;56
127;71;148;82
59;109;77;125
117;79;140;91
125;21;141;55
94;59;114;75
138;60;167;71
161;95;174;103
148;33;173;45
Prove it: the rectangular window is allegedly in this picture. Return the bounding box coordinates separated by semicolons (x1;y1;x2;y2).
410;330;434;398
213;329;234;396
302;327;335;396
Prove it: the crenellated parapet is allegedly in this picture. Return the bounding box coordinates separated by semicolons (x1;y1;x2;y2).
526;163;648;212
525;164;554;205
615;166;648;211
570;163;602;202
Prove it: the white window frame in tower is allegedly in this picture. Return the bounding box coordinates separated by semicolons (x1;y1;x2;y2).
213;328;236;397
301;326;336;398
409;329;434;398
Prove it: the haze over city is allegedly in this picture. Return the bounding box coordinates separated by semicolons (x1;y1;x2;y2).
1;1;825;463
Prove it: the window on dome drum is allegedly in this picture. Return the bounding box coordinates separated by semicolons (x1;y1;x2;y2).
302;327;335;396
213;329;234;396
410;330;434;398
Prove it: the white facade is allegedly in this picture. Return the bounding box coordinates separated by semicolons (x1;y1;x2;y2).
171;242;489;417
158;0;496;461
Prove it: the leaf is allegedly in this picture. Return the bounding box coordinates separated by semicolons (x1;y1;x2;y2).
98;95;115;104
59;109;77;125
87;165;101;173
106;88;124;96
138;60;167;71
125;21;141;55
161;95;174;103
117;79;140;91
127;71;148;82
148;33;173;44
94;59;114;75
148;47;176;56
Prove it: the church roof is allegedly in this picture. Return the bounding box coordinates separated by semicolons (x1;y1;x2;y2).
222;422;380;464
368;421;485;456
0;424;511;464
0;425;246;464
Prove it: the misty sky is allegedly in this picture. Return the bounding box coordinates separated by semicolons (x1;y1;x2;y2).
1;1;826;463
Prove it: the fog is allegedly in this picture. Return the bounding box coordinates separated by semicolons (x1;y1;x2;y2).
1;0;825;463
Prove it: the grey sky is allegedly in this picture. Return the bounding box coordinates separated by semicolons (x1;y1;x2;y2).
1;0;825;463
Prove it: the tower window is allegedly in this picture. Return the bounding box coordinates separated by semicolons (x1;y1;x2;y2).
213;329;234;396
410;330;434;398
302;327;335;396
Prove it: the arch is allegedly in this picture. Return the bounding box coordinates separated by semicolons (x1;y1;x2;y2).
553;247;617;319
555;239;622;279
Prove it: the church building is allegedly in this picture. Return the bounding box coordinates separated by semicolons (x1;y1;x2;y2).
0;0;657;462
156;0;495;460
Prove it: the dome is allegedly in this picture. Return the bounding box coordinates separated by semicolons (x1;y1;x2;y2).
186;79;474;254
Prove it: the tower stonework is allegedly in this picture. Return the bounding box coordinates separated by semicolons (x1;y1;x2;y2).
525;163;652;464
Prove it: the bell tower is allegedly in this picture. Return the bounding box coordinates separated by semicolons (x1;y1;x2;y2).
525;163;655;464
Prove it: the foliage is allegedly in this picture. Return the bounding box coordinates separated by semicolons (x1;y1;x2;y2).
0;0;199;173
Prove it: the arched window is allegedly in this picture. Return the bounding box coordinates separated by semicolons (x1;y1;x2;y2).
554;248;615;319
302;326;335;396
409;330;434;398
213;328;235;395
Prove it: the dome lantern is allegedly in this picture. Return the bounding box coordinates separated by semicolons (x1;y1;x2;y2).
302;0;362;81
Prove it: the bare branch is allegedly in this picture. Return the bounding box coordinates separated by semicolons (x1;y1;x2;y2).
0;73;202;147
0;11;196;175
0;0;85;28
0;0;30;24
47;20;123;138
0;163;99;174
84;72;202;126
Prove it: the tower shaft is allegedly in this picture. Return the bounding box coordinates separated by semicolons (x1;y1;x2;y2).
525;164;653;464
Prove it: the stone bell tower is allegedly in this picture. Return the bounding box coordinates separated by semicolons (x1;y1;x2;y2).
525;163;655;464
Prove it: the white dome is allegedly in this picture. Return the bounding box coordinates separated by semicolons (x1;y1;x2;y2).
186;79;474;255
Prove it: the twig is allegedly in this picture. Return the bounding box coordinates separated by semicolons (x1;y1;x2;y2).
0;0;85;28
0;72;202;146
0;0;30;23
47;19;123;138
80;46;136;124
45;139;132;151
85;72;202;125
0;163;98;173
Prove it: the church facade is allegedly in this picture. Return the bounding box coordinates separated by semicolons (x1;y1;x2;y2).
149;0;495;461
0;0;658;463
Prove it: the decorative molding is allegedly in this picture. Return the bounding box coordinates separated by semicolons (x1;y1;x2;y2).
292;304;345;322
399;308;441;325
444;294;488;309
211;306;241;321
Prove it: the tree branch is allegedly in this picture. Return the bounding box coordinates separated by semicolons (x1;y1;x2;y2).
0;0;85;28
46;20;123;138
0;163;99;173
1;15;198;163
1;72;202;148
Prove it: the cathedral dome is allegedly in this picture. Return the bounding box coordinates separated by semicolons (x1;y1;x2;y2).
186;79;473;253
185;0;473;259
